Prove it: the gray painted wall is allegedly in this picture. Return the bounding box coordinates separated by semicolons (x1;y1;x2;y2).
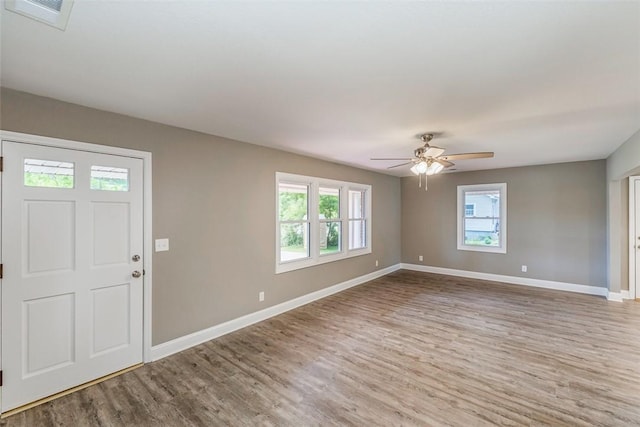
402;161;607;287
0;88;402;345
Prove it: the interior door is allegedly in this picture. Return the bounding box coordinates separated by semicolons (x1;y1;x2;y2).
1;141;144;412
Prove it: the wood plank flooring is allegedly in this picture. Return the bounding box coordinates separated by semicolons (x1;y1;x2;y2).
3;270;640;426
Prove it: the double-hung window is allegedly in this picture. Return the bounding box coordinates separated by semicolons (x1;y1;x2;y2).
348;189;367;250
278;181;311;262
457;183;507;253
277;172;371;273
319;186;342;255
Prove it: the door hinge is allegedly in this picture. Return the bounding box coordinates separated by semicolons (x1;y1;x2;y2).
0;263;3;279
0;156;3;172
0;370;3;387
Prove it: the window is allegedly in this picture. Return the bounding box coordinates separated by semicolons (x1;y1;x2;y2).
278;182;310;262
319;187;341;255
91;165;129;191
24;158;74;188
457;183;506;253
277;172;371;273
348;190;366;250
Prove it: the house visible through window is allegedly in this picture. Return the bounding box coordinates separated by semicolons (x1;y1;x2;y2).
457;183;506;253
277;172;371;273
464;203;475;217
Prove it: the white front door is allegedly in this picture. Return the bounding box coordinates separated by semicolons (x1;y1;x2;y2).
1;141;144;412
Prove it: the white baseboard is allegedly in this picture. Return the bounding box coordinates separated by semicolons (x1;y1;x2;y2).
609;290;631;302
400;263;609;298
606;291;624;302
151;264;401;361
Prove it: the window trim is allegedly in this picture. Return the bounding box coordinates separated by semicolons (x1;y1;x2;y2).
276;172;372;274
457;183;507;254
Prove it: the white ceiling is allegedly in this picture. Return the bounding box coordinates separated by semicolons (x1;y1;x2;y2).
1;1;639;176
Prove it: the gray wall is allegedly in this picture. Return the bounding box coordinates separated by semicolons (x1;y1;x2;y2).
0;88;402;345
402;161;607;287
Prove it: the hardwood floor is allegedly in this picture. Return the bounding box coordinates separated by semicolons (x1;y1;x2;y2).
3;270;640;426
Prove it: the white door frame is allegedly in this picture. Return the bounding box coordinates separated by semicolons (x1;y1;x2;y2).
0;131;153;376
630;176;639;299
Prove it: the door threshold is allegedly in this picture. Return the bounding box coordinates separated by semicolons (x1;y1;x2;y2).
1;363;143;419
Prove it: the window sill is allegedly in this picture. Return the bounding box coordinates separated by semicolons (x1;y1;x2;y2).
457;244;506;254
276;247;372;274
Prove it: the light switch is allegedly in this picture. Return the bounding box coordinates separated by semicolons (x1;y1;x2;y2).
155;238;169;252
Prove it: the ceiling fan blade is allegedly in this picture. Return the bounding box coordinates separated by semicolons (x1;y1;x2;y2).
439;152;494;161
435;159;454;168
387;162;413;169
371;157;415;161
424;146;445;158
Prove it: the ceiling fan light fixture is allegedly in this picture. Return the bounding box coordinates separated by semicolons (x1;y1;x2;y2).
415;161;429;174
426;162;444;175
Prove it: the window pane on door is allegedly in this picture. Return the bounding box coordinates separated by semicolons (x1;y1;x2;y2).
280;223;309;261
91;166;129;191
24;159;74;188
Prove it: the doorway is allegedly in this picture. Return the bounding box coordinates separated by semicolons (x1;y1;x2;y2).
1;132;152;414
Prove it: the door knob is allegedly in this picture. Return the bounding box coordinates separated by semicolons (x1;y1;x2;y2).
132;270;142;278
132;254;141;262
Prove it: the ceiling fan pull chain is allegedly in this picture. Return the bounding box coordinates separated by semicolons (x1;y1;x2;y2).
419;174;422;188
425;173;428;191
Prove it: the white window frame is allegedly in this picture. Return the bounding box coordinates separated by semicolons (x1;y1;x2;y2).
276;172;372;274
457;183;507;254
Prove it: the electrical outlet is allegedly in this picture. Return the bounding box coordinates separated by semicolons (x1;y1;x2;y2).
419;255;423;262
155;238;169;252
521;265;527;273
375;260;379;267
259;291;265;302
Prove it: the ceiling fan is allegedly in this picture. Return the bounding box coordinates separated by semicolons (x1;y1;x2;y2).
371;134;494;190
